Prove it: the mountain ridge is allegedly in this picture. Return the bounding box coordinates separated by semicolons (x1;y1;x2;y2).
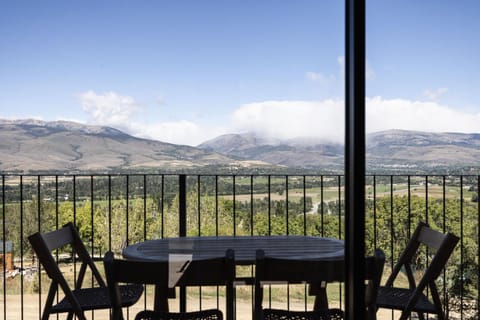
1;119;479;174
0;119;274;173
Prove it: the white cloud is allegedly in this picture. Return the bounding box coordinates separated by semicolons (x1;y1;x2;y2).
424;88;448;101
130;121;227;146
76;91;480;146
231;98;480;143
78;91;141;128
76;91;229;146
366;97;480;134
232;100;345;143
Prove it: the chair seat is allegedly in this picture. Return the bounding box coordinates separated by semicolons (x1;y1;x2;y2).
134;309;223;320
376;286;437;314
262;309;344;320
51;284;143;313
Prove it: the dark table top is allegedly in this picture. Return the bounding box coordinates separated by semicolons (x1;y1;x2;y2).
123;235;344;264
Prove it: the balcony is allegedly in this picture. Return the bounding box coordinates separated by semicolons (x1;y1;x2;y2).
0;173;478;319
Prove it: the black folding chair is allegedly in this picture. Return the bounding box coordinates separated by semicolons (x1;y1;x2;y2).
254;249;385;320
28;222;142;320
104;249;235;320
376;222;459;320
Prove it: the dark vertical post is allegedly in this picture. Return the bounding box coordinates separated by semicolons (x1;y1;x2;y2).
345;0;366;319
178;174;187;312
179;174;187;237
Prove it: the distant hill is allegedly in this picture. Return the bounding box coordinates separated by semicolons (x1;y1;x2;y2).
2;119;480;174
367;130;480;171
199;130;480;173
0;119;273;173
198;133;344;170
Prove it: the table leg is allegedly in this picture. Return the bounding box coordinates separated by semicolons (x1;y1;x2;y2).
154;286;175;311
309;282;329;311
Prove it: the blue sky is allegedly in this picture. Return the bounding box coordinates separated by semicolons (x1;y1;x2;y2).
1;0;479;145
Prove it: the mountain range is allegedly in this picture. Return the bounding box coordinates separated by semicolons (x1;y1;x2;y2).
0;119;272;173
1;119;480;174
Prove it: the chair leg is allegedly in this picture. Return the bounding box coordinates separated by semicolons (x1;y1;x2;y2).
366;307;376;320
42;283;57;320
41;310;51;320
430;285;447;320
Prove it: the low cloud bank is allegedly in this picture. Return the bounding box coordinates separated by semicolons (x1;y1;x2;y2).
232;97;480;144
77;91;480;146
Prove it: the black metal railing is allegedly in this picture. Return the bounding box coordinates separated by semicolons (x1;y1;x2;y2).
0;174;478;319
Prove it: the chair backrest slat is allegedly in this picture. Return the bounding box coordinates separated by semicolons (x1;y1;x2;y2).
420;231;459;283
256;255;344;284
417;226;447;251
41;226;75;251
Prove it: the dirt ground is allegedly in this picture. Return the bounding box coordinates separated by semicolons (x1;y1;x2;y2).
2;293;402;320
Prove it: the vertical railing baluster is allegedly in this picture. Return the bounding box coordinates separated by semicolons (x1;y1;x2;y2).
338;175;342;239
20;176;24;320
477;175;480;318
442;175;447;317
1;175;5;320
214;175;220;310
407;175;411;240
143;175;147;241
55;176;60;320
73;176;78;286
373;175;377;248
37;176;41;317
303;175;308;311
337;174;342;308
215;175;218;236
249;174;255;315
126;175;129;247
90;175;95;320
285;176;289;236
425;176;429;225
179;174;187;312
389;175;394;320
197;176;201;236
268;175;271;236
197;176;202;310
143;175;148;309
233;175;236;236
161;174;165;239
320;175;324;237
90;176;94;260
460;176;464;320
108;175;112;250
267;175;272;308
303;175;306;236
286;176;290;307
179;174;186;237
250;175;254;236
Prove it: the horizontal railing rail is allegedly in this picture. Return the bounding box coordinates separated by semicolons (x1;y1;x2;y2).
0;173;478;319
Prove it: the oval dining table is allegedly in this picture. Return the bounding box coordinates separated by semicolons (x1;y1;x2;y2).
123;235;344;312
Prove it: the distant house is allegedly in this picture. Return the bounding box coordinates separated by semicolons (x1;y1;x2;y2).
0;241;14;271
